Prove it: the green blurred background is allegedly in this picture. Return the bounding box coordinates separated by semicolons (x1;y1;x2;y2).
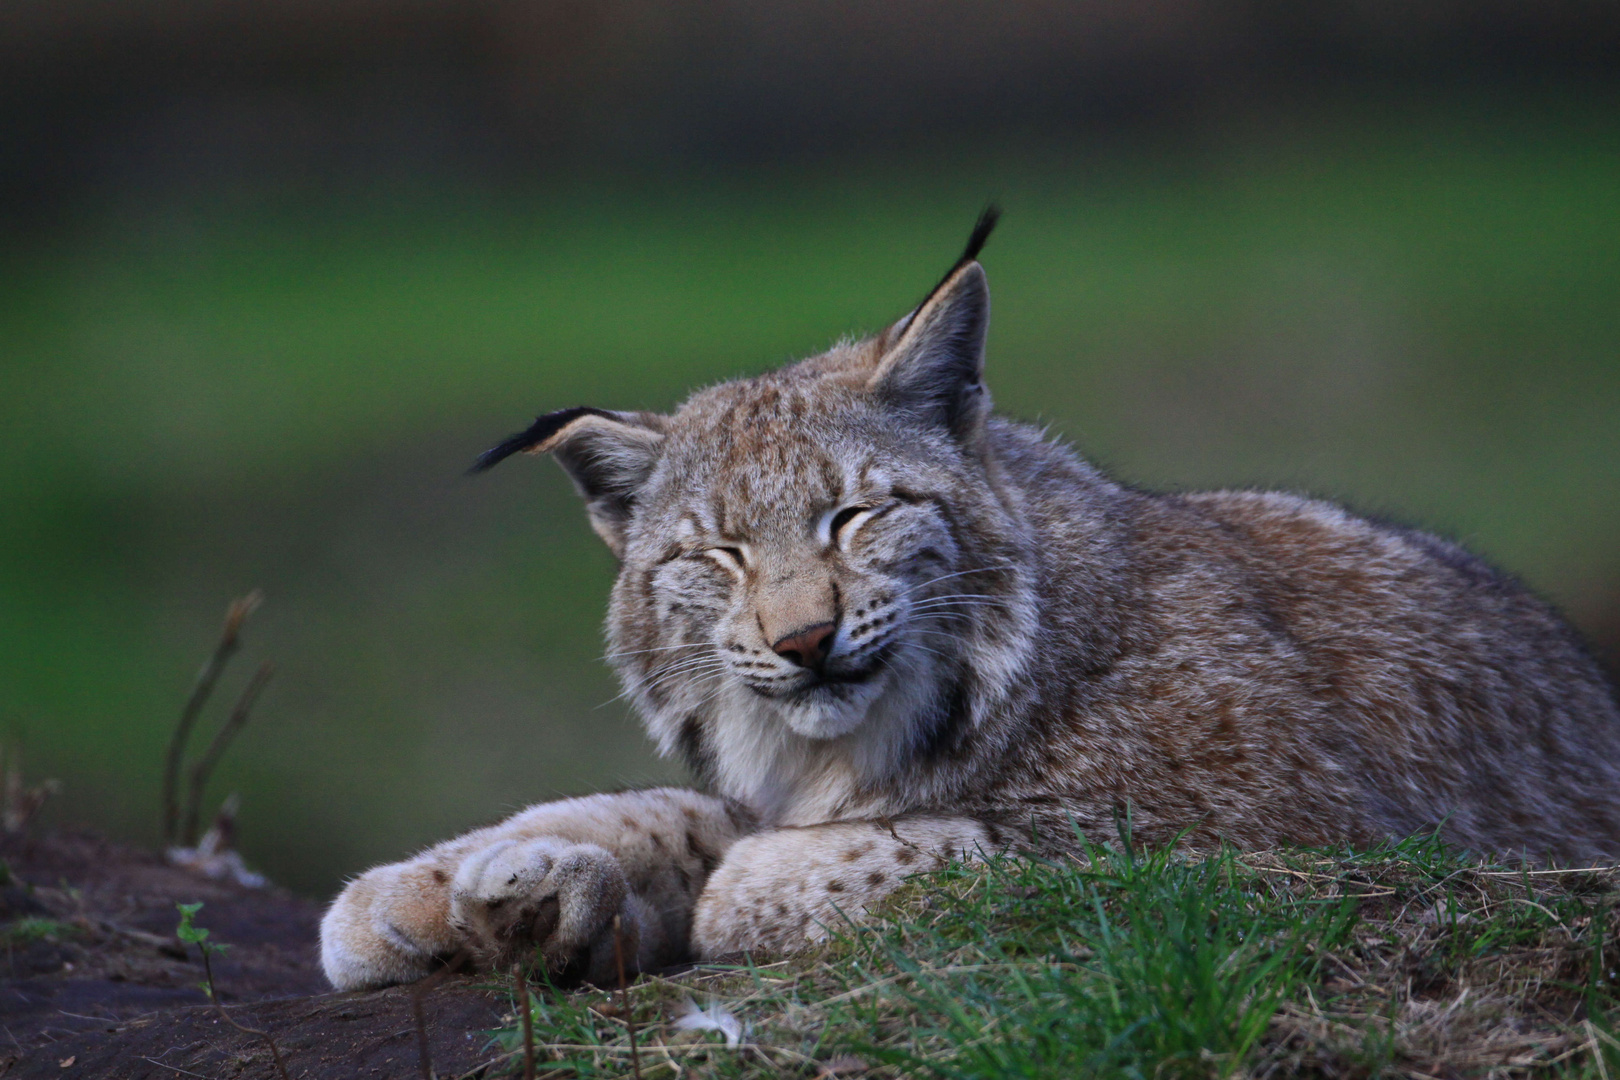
2;3;1617;897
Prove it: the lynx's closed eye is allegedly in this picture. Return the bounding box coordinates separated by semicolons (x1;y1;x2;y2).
824;504;883;548
830;506;865;538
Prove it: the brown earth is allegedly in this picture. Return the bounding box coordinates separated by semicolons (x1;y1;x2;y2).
0;830;511;1079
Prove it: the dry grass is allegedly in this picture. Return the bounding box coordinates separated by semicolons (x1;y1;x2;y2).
1248;847;1620;1078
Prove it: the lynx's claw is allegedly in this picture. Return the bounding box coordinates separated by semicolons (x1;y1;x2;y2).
449;838;638;984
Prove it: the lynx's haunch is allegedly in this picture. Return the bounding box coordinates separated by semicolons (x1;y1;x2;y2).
321;208;1620;991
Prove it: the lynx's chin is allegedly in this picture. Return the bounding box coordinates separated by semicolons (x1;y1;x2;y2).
772;671;891;740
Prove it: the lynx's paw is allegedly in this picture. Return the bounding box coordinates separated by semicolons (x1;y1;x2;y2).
449;838;646;984
692;819;992;958
322;860;464;991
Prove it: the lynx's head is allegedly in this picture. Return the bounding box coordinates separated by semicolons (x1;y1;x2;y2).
477;210;1038;819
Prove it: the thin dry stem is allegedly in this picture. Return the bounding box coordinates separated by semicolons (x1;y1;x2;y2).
180;660;274;846
412;950;469;1080
614;914;643;1080
514;962;536;1080
162;590;261;845
197;945;290;1080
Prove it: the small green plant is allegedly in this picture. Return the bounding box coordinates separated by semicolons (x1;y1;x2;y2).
174;902;217;947
175;901;291;1080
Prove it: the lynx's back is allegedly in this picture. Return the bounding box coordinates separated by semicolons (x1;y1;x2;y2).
1188;489;1620;858
490;209;1620;864
972;425;1620;864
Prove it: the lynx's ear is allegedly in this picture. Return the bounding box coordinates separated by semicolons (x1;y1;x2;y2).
472;406;666;555
870;206;997;442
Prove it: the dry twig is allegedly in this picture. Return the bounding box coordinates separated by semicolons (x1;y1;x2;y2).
180;661;274;846
190;936;290;1080
613;915;644;1080
513;963;536;1080
412;950;469;1080
162;591;261;845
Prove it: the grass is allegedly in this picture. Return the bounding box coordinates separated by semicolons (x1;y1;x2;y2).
484;833;1620;1079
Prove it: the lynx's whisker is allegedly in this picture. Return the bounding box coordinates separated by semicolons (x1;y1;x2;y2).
601;642;711;661
899;640;953;663
615;659;730;702
641;655;726;677
910;593;1012;605
908;608;1003;623
601;672;725;710
909;593;1011;608
909;599;1013;615
639;659;729;688
901;563;1016;596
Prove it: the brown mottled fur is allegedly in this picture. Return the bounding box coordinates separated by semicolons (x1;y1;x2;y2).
321;215;1620;992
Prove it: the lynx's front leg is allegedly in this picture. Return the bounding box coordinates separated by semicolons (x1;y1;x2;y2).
691;816;1007;957
321;788;752;990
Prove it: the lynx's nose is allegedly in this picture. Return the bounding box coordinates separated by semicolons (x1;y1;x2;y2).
771;622;836;671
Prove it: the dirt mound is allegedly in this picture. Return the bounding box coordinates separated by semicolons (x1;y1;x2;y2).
0;831;510;1079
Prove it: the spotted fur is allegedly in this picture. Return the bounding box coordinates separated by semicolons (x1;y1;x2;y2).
321;217;1620;992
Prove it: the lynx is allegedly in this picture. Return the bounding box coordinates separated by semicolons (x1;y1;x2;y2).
321;209;1620;992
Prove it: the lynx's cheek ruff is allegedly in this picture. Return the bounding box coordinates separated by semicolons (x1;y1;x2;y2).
320;205;1620;992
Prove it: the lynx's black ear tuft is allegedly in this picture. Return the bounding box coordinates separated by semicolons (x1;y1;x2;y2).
895;204;999;335
469;407;623;473
472;406;667;555
940;203;1000;290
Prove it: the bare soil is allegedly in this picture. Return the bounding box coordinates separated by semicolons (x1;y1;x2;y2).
0;831;510;1079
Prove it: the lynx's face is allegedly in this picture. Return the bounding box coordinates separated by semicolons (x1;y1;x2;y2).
476;210;1036;807
612;382;1014;743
